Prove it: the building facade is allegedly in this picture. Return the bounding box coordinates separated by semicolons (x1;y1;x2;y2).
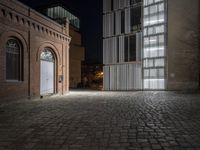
69;26;85;88
103;0;200;90
103;0;143;90
38;4;85;88
0;0;71;99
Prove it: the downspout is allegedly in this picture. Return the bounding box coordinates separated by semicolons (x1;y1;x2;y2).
199;1;200;89
28;8;31;98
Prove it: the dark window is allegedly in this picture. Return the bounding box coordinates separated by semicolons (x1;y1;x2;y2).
6;38;23;81
130;0;142;5
114;13;116;35
124;35;136;62
117;37;119;62
130;0;135;5
121;10;125;33
129;35;136;61
111;0;113;11
125;36;129;62
130;6;141;32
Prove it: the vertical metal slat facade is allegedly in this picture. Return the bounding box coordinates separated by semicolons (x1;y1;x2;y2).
103;0;143;91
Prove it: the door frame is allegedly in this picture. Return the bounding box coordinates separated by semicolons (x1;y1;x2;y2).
40;48;57;96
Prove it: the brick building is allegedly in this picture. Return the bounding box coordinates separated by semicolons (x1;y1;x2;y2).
69;25;85;88
0;0;71;99
37;3;85;88
103;0;200;90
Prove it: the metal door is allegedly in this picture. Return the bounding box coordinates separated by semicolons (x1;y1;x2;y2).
40;60;54;95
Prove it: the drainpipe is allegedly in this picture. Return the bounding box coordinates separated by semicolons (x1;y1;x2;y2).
199;1;200;89
28;8;31;99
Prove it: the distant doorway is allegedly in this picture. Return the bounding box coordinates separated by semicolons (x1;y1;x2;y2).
40;48;55;95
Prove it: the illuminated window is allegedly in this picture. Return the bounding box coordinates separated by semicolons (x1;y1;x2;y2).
142;0;166;89
46;6;80;29
40;48;54;62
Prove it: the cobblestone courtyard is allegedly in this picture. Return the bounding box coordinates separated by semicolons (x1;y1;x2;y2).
0;91;200;150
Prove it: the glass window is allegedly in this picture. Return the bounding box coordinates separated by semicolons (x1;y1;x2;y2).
6;38;23;81
124;35;136;62
143;28;147;36
143;0;147;6
155;0;163;2
158;68;164;77
121;10;125;33
142;0;166;89
111;0;113;10
144;37;149;46
144;17;149;26
144;7;148;15
159;35;164;44
129;35;136;61
155;25;164;34
158;12;164;22
155;58;164;67
148;27;153;35
45;6;80;29
144;69;149;77
148;59;154;67
130;6;141;32
150;69;157;77
150;5;157;14
148;0;154;5
125;36;129;62
149;14;158;25
159;3;164;11
130;0;142;5
149;36;157;47
40;48;54;62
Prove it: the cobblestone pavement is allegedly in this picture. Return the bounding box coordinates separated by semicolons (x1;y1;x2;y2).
0;91;200;150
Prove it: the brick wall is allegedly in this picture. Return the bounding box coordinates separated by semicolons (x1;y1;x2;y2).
0;0;70;99
167;0;200;90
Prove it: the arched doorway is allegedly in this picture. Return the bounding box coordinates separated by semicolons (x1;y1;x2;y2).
40;48;55;95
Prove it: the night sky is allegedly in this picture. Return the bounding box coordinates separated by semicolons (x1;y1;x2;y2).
19;0;103;64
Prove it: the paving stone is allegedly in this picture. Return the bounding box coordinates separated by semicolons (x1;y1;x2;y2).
0;91;200;150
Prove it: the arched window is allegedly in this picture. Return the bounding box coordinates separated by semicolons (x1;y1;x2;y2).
6;38;23;81
40;48;54;62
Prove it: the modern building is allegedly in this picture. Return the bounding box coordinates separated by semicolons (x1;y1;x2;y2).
103;0;200;90
38;3;85;88
0;0;71;99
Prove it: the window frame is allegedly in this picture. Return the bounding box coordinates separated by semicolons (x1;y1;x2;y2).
6;37;23;82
